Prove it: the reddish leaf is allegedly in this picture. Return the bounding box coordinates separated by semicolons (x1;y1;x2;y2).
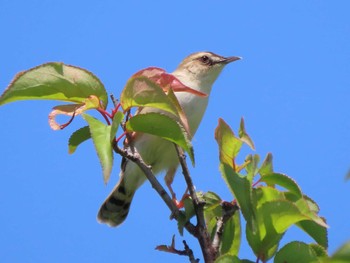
133;67;208;97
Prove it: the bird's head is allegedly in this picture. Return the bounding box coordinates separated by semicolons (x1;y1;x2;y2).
173;51;241;93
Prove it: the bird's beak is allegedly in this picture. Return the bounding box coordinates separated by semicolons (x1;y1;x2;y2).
221;56;242;64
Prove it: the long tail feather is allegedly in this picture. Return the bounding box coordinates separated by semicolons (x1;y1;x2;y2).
97;177;134;227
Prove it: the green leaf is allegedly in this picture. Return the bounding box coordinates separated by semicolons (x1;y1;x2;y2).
254;186;285;209
259;153;273;177
260;173;303;197
110;111;124;141
68;126;91;154
285;193;328;228
274;242;319;263
125;112;194;165
203;191;222;208
330;241;350;261
219;163;256;233
0;62;108;107
221;211;241;256
246;223;284;262
183;197;195;221
120;75;178;116
215;254;241;263
203;192;223;238
215;118;243;169
247;200;310;260
310;243;328;258
302;195;321;214
238;117;255;150
245;154;260;182
257;200;310;236
296;220;328;249
82;114;113;184
203;191;222;220
177;212;187;236
285;193;320;214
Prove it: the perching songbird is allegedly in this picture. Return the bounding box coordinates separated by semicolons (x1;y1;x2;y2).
97;51;240;226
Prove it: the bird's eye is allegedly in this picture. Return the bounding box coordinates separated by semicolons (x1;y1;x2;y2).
199;55;211;65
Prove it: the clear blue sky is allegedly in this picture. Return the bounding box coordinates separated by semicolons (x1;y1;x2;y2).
1;1;349;262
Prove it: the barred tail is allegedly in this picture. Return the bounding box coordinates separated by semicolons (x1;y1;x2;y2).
97;177;134;227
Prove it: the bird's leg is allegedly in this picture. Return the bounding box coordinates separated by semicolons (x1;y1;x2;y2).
165;167;182;207
165;167;191;209
165;167;176;199
179;187;190;206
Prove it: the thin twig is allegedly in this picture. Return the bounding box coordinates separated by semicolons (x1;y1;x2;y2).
183;240;200;263
174;145;216;263
156;236;199;263
110;94;118;107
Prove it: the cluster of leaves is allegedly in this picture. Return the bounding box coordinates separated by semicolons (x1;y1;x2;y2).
0;63;200;184
1;62;349;263
207;119;329;262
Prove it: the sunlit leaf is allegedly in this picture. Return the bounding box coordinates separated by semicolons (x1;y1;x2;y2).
246;221;283;261
219;163;256;233
293;198;328;228
110;111;124;141
302;195;321;214
83;114;113;184
125;112;194;165
247;199;311;258
247;200;309;260
274;242;319;263
254;186;285;209
214;254;241;263
203;192;223;238
297;219;328;248
330;241;350;261
0;62;108;107
257;200;310;236
68;126;91;154
260;173;302;197
247;188;285;259
238;118;255;150
259;153;273;177
132;67;207;97
121;72;195;137
120;67;209;138
245;154;260;182
215;118;243;169
120;76;177;112
120;75;178;115
48;95;101;130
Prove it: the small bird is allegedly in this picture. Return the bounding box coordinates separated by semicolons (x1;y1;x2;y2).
97;51;240;226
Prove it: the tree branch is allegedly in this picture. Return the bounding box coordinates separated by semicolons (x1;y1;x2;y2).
174;145;216;263
212;201;239;256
